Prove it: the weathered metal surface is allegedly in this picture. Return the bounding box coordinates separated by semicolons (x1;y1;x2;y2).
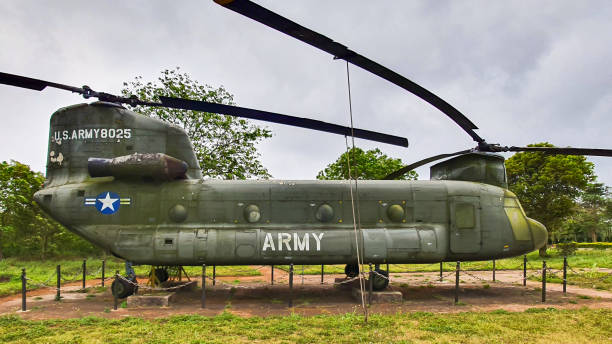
34;104;548;268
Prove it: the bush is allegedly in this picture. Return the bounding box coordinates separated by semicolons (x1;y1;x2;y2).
555;242;612;254
556;242;577;256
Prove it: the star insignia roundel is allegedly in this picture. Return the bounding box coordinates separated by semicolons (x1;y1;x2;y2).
84;191;131;215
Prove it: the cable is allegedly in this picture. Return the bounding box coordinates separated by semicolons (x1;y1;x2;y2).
343;61;368;321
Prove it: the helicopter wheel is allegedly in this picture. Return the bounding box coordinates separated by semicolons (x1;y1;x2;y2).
154;268;169;283
344;264;359;278
111;277;138;298
371;269;389;291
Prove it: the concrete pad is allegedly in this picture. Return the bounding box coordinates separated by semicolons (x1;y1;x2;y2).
127;292;176;307
352;288;403;303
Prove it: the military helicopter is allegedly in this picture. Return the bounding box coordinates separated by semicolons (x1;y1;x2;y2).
2;0;612;297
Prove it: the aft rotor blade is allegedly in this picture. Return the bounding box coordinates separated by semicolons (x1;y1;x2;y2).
159;96;409;147
0;71;84;93
214;0;484;144
508;146;612;157
384;149;472;180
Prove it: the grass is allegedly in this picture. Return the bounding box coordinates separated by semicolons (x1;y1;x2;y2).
0;308;610;343
278;248;612;275
0;257;260;297
529;271;612;291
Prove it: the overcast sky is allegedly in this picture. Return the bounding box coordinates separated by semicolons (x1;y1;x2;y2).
1;0;611;186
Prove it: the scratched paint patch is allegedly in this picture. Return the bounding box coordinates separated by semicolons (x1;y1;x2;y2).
84;191;131;215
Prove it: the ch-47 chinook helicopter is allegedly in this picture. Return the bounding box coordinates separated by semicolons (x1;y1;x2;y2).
2;0;612;297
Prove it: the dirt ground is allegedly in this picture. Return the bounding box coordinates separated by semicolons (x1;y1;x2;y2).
1;268;611;320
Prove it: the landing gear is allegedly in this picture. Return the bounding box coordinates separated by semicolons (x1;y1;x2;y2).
371;268;389;291
154;268;169;283
345;264;359;278
111;276;138;298
111;261;138;298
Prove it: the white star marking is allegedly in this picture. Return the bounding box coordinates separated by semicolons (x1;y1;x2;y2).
98;192;119;211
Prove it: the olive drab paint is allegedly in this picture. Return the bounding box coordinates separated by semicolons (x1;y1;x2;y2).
34;103;548;267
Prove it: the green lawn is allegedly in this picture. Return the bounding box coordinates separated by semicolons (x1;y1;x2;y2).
529;270;612;291
278;248;612;275
0;308;610;343
0;258;261;297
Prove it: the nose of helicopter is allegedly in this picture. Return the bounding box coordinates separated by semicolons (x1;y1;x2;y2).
33;190;50;212
528;218;548;250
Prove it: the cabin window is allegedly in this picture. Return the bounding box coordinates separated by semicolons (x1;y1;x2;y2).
164;238;173;245
455;203;475;229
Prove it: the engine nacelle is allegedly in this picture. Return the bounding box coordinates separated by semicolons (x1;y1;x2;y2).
88;153;188;181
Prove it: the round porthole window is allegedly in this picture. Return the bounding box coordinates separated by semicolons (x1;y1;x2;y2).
387;204;405;223
169;204;188;223
244;204;261;223
316;204;334;223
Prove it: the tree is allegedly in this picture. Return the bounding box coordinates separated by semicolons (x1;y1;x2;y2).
121;67;272;179
505;143;596;255
317;147;418;180
559;183;611;242
0;161;98;259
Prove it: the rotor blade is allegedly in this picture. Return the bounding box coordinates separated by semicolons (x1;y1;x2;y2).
213;0;484;143
508;146;612;157
158;96;408;147
384;149;472;180
0;72;84;93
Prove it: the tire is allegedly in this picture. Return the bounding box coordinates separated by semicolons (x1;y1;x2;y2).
154;268;169;283
111;277;137;298
345;264;359;278
372;269;389;291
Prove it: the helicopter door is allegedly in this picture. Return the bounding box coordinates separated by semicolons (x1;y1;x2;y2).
449;196;481;253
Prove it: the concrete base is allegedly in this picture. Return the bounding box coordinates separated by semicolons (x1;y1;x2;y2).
351;288;403;304
127;292;177;307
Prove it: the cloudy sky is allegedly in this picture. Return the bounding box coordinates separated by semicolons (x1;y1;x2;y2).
1;0;611;186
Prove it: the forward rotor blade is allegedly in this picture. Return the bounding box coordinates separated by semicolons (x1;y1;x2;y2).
214;0;484;144
508;146;612;157
159;97;408;147
384;149;472;180
0;72;84;93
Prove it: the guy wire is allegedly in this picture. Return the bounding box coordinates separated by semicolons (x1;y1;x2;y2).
343;61;368;322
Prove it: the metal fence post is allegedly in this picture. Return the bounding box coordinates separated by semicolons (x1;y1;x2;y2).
101;259;105;287
440;262;443;282
523;255;527;286
82;259;86;290
492;260;496;281
563;256;567;294
113;270;119;310
212;265;216;286
56;265;61;301
321;264;324;284
201;264;206;309
288;263;294;308
542;261;546;303
271;265;274;285
368;264;373;306
21;268;26;312
455;261;460;304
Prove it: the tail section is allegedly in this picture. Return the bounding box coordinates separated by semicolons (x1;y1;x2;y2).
45;101;201;187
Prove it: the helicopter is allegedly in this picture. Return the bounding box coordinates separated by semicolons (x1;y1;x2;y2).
1;0;611;297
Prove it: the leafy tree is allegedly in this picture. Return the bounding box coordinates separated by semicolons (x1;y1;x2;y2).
0;161;98;259
505;143;596;255
559;184;611;242
121;67;272;179
317;147;418;180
